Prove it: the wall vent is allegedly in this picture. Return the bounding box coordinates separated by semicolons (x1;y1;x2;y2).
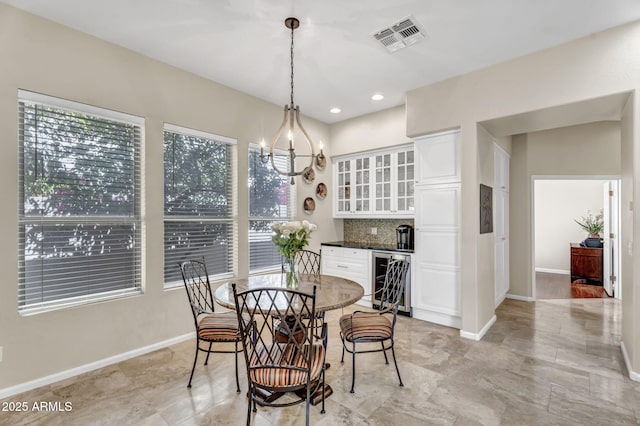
373;15;426;53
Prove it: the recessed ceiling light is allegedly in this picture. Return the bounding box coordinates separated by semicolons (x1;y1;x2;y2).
330;107;341;114
371;93;384;101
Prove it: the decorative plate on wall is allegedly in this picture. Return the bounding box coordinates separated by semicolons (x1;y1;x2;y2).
303;197;316;214
316;182;327;199
303;168;315;184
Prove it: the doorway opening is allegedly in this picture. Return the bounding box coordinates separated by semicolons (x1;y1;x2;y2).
532;177;621;300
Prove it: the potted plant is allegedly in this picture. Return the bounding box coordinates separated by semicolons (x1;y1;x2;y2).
574;210;604;247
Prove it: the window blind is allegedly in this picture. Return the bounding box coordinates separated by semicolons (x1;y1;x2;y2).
163;125;236;286
18;91;143;314
248;146;295;273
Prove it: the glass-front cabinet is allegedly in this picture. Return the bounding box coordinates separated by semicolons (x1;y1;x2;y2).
395;148;415;213
336;159;351;214
332;143;414;218
335;155;371;215
373;147;414;215
374;153;392;212
354;157;371;213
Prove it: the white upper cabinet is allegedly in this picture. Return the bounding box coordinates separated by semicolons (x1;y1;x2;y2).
415;130;460;184
373;147;415;215
332;144;414;218
335;155;371;216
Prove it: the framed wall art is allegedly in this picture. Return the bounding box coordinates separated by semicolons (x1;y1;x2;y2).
480;184;493;234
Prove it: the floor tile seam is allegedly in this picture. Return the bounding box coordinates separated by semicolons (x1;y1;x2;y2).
549;382;637;418
553;377;634;413
553;358;624;381
556;346;625;370
475;372;554;410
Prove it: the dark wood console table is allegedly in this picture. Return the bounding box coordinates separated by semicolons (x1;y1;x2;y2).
570;243;603;284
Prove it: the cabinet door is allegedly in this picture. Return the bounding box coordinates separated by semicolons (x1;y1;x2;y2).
374;153;392;213
335;159;351;214
413;184;461;323
415;130;460;184
396;149;415;214
333;144;414;218
321;246;371;304
354;157;371;213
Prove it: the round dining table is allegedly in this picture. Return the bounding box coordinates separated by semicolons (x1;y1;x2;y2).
214;273;364;406
214;273;365;313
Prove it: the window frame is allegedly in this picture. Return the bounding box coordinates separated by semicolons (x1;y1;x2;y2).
17;90;144;315
163;123;237;288
248;143;296;274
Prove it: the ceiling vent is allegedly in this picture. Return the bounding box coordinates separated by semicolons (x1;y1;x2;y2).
373;16;426;53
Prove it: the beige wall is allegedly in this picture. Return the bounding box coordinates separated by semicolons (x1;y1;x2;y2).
0;4;339;390
477;125;496;325
621;94;637;369
329;105;411;157
406;20;639;373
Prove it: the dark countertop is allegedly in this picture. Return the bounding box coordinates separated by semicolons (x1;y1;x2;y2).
321;241;414;254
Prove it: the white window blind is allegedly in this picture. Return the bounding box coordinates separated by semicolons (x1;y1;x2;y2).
163;124;236;287
18;90;143;314
248;146;295;273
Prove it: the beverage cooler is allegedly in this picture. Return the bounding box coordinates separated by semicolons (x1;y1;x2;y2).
372;251;411;316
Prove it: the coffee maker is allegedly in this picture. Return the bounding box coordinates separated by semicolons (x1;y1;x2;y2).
396;224;414;250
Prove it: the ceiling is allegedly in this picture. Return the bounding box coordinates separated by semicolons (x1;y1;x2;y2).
4;0;640;124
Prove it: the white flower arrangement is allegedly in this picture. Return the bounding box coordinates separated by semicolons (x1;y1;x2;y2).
575;210;604;236
271;220;317;259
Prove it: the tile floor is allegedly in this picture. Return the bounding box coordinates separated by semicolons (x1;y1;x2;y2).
1;298;639;425
536;272;611;299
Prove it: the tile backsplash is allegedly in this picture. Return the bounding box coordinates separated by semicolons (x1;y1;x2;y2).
343;219;415;246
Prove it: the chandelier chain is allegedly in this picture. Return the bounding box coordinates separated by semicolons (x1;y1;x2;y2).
290;22;295;107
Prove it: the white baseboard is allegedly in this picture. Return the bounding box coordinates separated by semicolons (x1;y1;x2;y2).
495;292;507;308
621;341;640;382
506;293;534;302
535;268;570;275
460;315;497;341
0;332;195;399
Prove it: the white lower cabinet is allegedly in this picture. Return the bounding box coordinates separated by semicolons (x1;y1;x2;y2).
413;184;461;328
321;246;371;307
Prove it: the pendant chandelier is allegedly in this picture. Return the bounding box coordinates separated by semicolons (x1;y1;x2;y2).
260;17;325;185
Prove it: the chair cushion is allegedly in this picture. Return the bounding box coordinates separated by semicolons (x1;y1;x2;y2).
339;312;392;342
197;311;240;342
249;343;325;389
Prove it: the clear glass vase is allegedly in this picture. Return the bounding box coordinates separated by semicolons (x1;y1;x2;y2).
283;255;299;288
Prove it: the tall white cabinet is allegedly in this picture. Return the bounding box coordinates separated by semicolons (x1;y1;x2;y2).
413;130;461;328
494;144;510;306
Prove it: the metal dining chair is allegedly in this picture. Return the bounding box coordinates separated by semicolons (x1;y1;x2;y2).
280;249;321;275
232;283;328;426
339;258;409;393
179;259;242;391
296;249;321;275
